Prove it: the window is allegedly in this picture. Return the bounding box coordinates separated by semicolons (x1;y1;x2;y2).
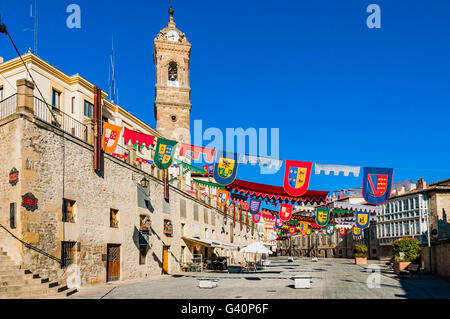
0;86;3;101
180;199;186;218
110;209;119;228
62;199;75;223
193;204;199;221
139;245;147;265
52;89;61;109
71;96;75;113
203;208;208;224
168;61;178;87
101;117;108;132
211;211;215;226
84;100;93;118
61;241;76;268
10;203;16;229
181;223;185;237
162;197;171;213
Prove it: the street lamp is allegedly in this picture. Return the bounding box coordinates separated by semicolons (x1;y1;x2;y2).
140;176;149;188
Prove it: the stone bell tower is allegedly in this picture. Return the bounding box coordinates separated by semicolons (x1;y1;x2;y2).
154;6;192;143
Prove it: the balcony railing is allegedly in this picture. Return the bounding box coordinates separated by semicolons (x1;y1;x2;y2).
0;94;17;121
34;96;88;142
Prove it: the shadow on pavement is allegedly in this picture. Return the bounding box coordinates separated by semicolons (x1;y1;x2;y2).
244;277;261;281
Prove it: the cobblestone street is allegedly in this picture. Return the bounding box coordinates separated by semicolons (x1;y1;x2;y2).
70;257;450;299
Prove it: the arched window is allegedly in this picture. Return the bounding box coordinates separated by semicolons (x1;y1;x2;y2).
168;62;178;87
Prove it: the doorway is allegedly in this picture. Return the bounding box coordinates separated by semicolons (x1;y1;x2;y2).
162;246;169;274
106;244;121;282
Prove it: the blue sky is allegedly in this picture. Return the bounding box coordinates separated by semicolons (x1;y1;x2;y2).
1;0;449;193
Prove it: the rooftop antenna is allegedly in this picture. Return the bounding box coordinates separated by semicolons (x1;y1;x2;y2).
24;0;38;55
109;35;117;103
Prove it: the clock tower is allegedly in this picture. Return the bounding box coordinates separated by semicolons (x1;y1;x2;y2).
153;7;192;143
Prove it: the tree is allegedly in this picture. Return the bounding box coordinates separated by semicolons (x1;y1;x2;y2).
354;244;368;258
392;238;421;263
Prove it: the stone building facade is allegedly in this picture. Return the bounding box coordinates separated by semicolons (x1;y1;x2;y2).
0;9;259;287
0;96;257;285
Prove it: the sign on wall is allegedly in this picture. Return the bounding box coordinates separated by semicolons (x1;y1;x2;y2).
9;167;19;186
22;193;38;211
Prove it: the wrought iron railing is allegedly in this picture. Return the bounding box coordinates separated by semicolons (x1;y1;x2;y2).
0;93;17;121
0;223;63;265
34;96;88;142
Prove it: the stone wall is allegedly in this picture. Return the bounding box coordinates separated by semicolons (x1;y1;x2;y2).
0;115;25;265
420;240;450;280
0;111;258;286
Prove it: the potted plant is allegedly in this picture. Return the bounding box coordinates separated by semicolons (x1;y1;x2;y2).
391;238;421;274
354;244;368;264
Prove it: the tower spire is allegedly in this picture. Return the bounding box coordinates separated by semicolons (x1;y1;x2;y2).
169;0;174;23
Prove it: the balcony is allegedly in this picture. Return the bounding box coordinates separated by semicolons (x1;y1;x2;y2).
34;97;88;142
0;94;17;121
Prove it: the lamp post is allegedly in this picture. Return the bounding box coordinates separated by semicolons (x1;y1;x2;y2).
425;210;432;273
140;176;150;197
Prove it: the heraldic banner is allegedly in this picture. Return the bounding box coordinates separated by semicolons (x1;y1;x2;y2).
315;207;330;227
362;167;394;205
102;122;122;154
217;190;229;207
252;211;262;224
283;160;313;196
279;203;293;222
353;226;361;237
214;152;240;186
154;138;178;170
356;211;370;229
249;198;262;215
274;217;283;230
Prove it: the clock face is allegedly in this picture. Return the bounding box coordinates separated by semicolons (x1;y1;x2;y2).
166;30;179;42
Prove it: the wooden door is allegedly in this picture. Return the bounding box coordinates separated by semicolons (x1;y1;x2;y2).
107;244;120;282
162;246;169;274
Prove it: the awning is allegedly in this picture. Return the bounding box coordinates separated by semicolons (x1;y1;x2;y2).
182;236;213;247
182;237;240;250
226;179;328;205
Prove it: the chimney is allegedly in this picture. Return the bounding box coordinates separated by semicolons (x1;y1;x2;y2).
417;178;427;190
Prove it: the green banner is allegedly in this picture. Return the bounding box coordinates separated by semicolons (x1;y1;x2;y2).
315;207;330;227
153;138;178;170
174;159;207;175
192;179;225;190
